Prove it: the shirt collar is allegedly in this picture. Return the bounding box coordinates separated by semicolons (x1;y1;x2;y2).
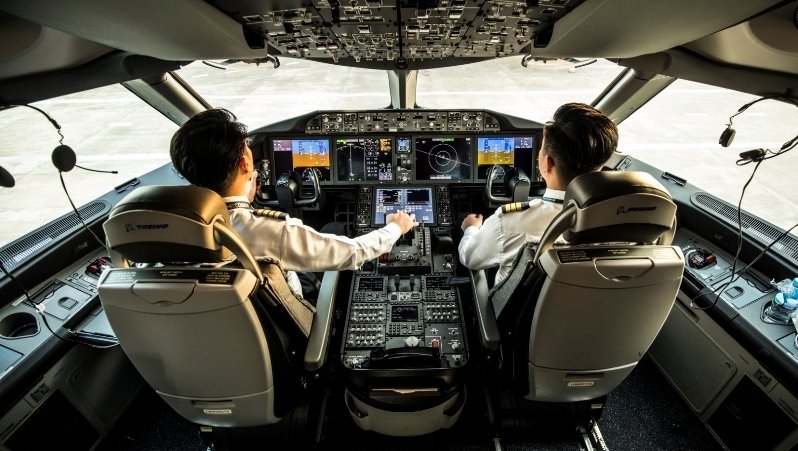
542;188;565;204
222;195;250;204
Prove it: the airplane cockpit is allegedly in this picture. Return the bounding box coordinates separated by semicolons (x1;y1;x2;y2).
1;1;798;450
239;108;555;440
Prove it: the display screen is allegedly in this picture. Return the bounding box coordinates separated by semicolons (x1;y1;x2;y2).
391;305;419;322
476;136;536;180
414;136;473;182
335;137;393;182
357;277;385;292
271;138;331;182
397;137;411;153
373;187;435;226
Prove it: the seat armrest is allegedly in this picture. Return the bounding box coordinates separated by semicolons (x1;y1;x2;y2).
470;270;500;351
304;271;339;371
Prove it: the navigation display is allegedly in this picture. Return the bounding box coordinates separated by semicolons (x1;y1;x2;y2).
272;138;331;182
335;137;394;182
414;136;473;182
373;187;435;226
476;135;536;180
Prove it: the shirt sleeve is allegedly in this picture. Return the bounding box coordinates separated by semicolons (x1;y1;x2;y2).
457;210;503;270
278;221;402;272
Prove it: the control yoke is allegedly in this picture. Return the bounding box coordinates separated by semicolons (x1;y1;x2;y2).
485;165;531;204
266;168;320;210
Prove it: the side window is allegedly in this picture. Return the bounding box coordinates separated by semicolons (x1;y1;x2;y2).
619;80;798;234
0;84;176;247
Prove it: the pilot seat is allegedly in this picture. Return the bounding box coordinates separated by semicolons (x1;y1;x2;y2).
470;170;684;442
96;185;338;448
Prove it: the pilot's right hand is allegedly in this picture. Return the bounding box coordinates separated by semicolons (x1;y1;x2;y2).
461;213;483;231
386;211;419;234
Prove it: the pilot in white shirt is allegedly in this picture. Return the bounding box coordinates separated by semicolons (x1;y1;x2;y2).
169;108;418;300
457;102;619;285
224;193;408;299
458;188;564;284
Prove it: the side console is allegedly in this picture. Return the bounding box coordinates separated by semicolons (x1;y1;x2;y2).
648;228;798;450
0;253;140;450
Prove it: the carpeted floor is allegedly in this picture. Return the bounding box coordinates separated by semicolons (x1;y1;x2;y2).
96;355;721;451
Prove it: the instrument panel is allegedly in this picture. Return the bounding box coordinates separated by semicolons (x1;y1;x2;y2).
259;109;544;187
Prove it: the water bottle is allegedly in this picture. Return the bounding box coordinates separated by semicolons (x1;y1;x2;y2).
765;278;798;323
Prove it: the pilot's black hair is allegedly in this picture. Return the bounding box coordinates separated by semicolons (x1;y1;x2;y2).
169;108;248;194
542;102;618;185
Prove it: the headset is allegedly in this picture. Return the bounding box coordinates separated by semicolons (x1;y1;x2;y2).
692;94;798;311
719;95;798;153
0;103;119;348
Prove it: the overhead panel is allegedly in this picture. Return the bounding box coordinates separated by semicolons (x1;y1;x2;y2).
209;0;585;67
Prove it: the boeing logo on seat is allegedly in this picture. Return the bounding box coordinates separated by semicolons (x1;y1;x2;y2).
202;409;233;415
616;206;657;215
124;223;169;232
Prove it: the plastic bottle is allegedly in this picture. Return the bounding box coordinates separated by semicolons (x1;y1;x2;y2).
767;278;798;323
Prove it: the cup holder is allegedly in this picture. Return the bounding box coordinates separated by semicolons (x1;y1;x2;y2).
0;312;40;338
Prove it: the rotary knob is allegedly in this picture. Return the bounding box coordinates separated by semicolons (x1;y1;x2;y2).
405;336;420;347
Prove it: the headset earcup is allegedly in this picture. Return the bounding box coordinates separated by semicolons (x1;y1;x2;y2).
52;144;77;172
719;127;736;147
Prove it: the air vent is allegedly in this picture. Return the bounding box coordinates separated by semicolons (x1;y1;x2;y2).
692;193;798;262
0;201;109;271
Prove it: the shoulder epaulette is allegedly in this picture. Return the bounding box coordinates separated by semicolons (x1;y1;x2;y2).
501;201;531;213
253;209;287;220
226;201;287;220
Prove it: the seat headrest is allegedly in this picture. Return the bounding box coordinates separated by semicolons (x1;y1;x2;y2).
561;171;677;244
103;185;233;264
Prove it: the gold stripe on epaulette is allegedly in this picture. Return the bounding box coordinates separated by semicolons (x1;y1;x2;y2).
501;202;530;213
253;209;287;220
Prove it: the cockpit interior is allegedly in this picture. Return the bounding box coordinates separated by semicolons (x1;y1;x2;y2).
1;1;798;450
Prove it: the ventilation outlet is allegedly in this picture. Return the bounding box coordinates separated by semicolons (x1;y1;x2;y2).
691;193;798;262
0;201;109;271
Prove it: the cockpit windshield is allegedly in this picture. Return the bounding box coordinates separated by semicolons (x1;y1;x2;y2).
1;57;796;249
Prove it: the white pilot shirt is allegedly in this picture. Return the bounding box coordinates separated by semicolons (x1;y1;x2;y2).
458;188;565;285
223;195;402;298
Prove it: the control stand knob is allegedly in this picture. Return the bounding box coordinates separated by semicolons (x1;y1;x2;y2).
405;336;420;347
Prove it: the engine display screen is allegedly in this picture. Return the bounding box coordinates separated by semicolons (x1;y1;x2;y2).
391;305;419;322
335;137;393;182
373;187;435;226
476;136;536;180
414;136;473;182
272;138;331;182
